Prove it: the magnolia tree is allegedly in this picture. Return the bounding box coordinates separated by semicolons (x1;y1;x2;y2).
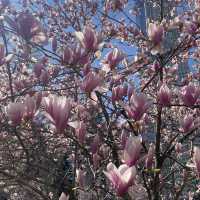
0;0;200;199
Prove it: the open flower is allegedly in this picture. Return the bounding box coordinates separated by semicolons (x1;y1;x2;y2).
123;136;142;166
104;162;136;196
126;93;150;121
181;84;200;106
42;95;72;133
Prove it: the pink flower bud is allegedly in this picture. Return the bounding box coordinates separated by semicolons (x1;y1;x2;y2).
62;47;73;64
42;95;72;133
83;64;91;76
104;48;124;70
185;21;198;35
76;121;86;144
15;12;47;44
13;79;25;92
122;84;128;96
90;134;100;154
75;26;98;51
104;162;136;196
157;83;171;106
0;44;5;66
193;146;200;177
181;84;200;106
34;62;44;78
93;153;100;170
180;114;194;133
111;85;124;103
73;45;89;65
81;71;101;93
76;169;86;188
123;136;142;166
6;102;25;125
148;23;164;45
24;95;37;120
145;144;155;169
142;113;150;124
148;23;164;54
127;85;134;100
175;143;182;154
152;61;161;72
126;93;150;121
40;70;50;85
59;192;69;200
35;92;43;109
121;130;128;149
51;36;57;52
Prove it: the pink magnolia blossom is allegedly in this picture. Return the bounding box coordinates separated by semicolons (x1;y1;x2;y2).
145;144;155;169
76;121;86;144
62;47;73;65
148;23;164;45
90;134;100;154
185;21;198;35
6;12;47;44
123;136;142;166
181;84;200;106
180;114;194;133
120;130;129;150
148;23;164;54
0;44;4;66
127;85;134;100
157;83;171;106
76;169;86;188
40;70;50;85
112;85;127;103
24;95;38;120
104;48;124;70
75;26;101;51
42;95;72;133
6;102;25;125
152;61;161;72
0;44;13;66
175;143;182;154
126;93;150;121
104;162;136;196
59;192;69;200
93;153;100;170
193;146;200;177
72;45;89;65
51;36;57;52
81;71;101;93
33;62;44;78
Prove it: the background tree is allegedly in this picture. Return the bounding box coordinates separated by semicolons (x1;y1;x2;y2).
0;0;199;200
